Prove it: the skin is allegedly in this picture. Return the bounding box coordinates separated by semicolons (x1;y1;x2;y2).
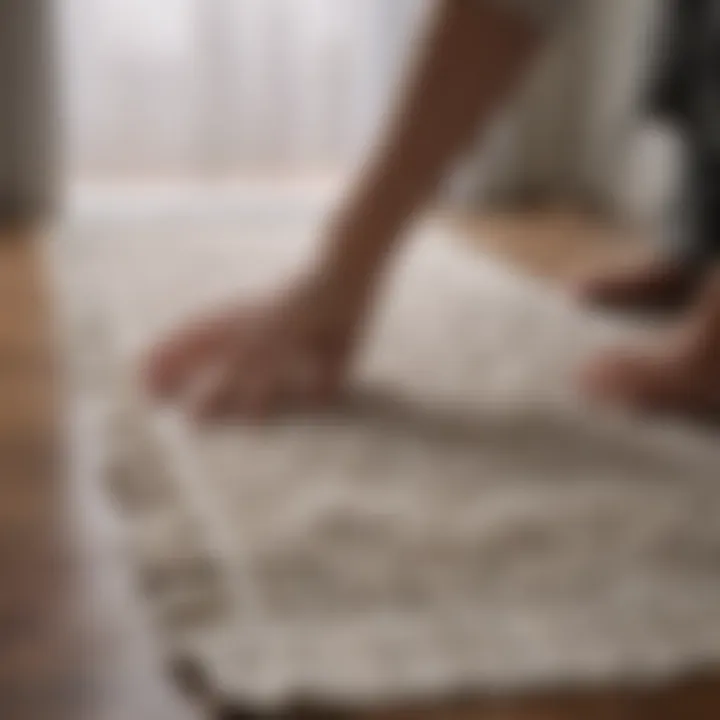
582;269;720;418
145;0;543;419
145;0;720;421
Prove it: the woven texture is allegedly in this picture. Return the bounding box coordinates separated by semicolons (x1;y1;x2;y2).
52;198;720;716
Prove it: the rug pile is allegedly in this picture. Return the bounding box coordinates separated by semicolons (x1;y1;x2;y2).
50;197;720;716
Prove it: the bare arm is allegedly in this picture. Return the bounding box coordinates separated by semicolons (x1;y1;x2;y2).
147;0;561;416
319;0;548;304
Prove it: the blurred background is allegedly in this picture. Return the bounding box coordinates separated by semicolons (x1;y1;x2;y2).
1;0;677;226
61;0;426;182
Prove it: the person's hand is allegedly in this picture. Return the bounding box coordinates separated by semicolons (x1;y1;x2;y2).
144;273;368;420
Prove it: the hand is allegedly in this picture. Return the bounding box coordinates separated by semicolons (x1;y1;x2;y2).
144;273;368;420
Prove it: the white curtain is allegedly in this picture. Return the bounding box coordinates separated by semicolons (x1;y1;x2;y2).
61;0;673;221
61;0;426;181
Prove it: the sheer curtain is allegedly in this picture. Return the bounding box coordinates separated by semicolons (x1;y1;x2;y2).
61;0;668;218
61;0;425;182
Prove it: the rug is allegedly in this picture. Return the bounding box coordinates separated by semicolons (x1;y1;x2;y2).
49;193;720;717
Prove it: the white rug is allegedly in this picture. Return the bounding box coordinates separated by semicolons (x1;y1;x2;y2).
50;194;720;716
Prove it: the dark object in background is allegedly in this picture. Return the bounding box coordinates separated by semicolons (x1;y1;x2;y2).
0;1;60;226
646;0;720;266
648;0;720;140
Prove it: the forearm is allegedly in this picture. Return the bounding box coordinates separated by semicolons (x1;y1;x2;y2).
320;0;548;299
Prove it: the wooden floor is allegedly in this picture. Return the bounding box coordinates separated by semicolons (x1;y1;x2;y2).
1;213;720;720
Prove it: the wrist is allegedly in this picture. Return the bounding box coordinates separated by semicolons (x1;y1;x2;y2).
302;259;374;329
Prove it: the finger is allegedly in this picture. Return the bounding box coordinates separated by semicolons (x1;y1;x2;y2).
144;313;235;398
580;350;663;411
213;330;284;420
185;357;238;420
190;341;280;421
211;353;281;421
243;361;282;420
279;352;342;412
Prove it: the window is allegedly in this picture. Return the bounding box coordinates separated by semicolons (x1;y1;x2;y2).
61;0;427;181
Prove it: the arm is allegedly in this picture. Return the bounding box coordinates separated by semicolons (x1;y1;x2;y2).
318;0;550;306
147;0;561;417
